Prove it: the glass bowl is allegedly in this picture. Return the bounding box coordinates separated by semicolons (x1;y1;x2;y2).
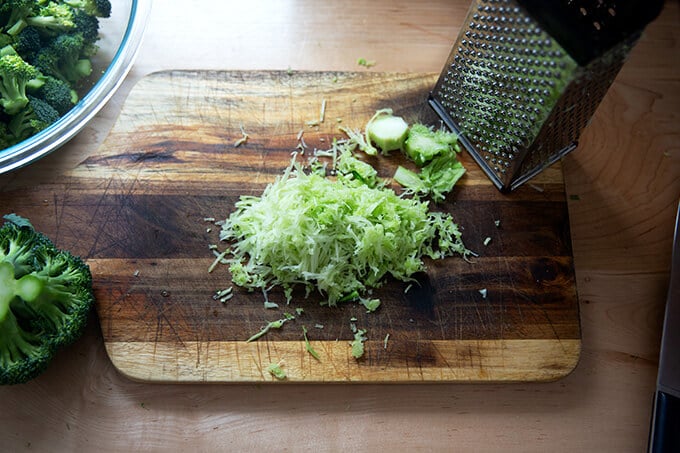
0;0;152;175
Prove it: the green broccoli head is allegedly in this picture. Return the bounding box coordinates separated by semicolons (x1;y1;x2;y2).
33;32;91;84
34;74;76;115
13;25;43;58
0;122;14;149
0;53;38;115
0;214;94;385
71;8;99;45
8;95;60;141
0;0;37;36
25;2;75;37
64;0;111;18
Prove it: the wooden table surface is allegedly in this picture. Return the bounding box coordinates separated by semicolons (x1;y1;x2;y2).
1;1;678;451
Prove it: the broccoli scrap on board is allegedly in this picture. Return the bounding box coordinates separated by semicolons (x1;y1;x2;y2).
0;214;95;385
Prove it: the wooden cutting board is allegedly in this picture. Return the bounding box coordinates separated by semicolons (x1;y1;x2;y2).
4;71;581;383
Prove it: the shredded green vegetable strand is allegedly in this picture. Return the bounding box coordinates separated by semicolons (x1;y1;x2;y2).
302;326;321;360
246;313;295;342
219;157;468;307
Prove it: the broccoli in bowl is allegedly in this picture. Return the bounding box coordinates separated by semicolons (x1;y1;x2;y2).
0;0;112;149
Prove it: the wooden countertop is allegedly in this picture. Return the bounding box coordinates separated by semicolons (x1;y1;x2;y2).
1;1;678;451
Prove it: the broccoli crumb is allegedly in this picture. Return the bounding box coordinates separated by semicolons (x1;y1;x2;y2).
267;361;287;380
351;329;367;359
357;57;376;68
360;297;381;313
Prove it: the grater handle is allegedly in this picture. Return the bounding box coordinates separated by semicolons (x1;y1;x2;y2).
518;0;664;65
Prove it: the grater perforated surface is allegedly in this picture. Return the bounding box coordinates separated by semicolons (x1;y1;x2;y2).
429;0;661;191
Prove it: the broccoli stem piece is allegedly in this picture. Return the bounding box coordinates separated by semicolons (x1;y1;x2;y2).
0;261;53;384
393;165;428;195
404;123;460;166
366;110;409;154
0;302;45;367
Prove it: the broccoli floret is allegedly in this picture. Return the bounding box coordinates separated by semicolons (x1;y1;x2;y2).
0;122;15;148
34;74;75;115
13;25;42;58
71;8;98;44
33;32;91;84
8;95;60;141
0;0;37;37
64;0;111;18
0;53;38;115
25;1;75;37
0;214;94;385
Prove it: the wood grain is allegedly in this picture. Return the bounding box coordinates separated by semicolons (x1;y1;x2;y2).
18;70;578;383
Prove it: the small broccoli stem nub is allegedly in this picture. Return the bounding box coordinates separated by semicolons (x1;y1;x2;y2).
0;262;50;381
17;273;78;331
62;58;92;82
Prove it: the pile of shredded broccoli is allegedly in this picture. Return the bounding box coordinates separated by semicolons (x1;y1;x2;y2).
218;156;468;307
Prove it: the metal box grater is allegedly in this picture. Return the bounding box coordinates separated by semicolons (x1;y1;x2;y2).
429;0;663;191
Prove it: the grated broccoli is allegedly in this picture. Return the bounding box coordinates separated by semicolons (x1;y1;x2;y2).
0;214;95;385
218;156;468;307
335;148;379;188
